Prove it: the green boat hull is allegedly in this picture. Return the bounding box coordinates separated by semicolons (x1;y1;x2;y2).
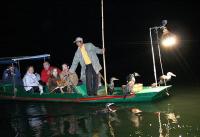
0;84;171;103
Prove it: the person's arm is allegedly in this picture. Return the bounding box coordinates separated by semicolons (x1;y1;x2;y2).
23;77;27;87
47;79;52;90
23;76;33;87
69;51;80;73
91;43;104;54
2;70;8;80
41;70;46;82
14;68;21;78
35;73;40;81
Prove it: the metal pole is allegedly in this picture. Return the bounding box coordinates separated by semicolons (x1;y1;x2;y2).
101;0;108;95
155;29;167;86
12;63;16;97
149;28;157;86
17;61;20;73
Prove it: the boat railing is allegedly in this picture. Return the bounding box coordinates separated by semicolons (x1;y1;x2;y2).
0;83;86;95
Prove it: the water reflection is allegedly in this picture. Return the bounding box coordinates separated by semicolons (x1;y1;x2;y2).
9;103;122;137
26;105;46;137
165;112;180;124
128;104;182;137
1;100;199;137
130;108;142;128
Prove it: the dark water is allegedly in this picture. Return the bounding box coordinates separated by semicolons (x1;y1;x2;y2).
0;85;200;137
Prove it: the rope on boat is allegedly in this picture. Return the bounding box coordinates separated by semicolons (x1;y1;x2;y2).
99;73;108;85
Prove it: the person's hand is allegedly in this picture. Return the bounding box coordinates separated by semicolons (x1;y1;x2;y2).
68;69;73;74
102;48;105;54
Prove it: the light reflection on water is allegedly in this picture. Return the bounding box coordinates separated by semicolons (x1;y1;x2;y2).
0;86;200;137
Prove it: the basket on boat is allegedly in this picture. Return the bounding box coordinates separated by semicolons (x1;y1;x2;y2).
133;83;143;92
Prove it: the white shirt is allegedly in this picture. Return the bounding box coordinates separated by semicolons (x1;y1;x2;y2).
23;72;40;91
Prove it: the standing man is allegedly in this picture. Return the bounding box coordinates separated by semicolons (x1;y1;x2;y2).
69;37;104;96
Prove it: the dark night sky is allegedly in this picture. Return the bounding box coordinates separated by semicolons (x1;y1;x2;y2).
2;0;200;85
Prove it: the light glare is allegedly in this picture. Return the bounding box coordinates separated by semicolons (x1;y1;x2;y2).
162;36;177;47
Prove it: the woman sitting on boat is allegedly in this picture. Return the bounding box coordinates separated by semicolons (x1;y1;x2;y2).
47;68;67;93
60;63;78;93
23;66;43;94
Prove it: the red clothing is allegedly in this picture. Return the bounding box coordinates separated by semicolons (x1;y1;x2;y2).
41;66;61;83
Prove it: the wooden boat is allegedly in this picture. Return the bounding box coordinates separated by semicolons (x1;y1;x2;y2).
0;54;172;103
0;84;171;103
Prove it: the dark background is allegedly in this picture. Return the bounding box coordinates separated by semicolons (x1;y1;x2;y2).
1;0;200;86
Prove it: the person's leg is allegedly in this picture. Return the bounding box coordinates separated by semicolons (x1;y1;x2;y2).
91;67;98;96
39;84;43;95
39;80;46;86
85;65;93;96
55;89;61;93
32;86;40;93
27;88;33;93
98;73;102;87
59;87;64;93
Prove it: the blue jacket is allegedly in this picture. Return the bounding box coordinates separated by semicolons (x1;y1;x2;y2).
2;67;23;85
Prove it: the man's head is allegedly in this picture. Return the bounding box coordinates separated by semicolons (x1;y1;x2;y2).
43;61;50;70
8;65;14;72
73;37;83;47
62;63;69;71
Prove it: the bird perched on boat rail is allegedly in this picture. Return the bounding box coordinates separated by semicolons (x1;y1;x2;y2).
123;72;140;94
108;77;119;95
159;72;176;84
151;72;176;87
127;72;140;83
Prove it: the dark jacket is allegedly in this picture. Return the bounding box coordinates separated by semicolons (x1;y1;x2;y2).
2;67;23;85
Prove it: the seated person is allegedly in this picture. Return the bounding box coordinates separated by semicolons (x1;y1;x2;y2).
23;66;43;94
40;61;61;85
60;63;78;93
2;65;23;85
47;68;66;93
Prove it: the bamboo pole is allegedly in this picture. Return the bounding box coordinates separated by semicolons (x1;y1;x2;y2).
101;0;108;95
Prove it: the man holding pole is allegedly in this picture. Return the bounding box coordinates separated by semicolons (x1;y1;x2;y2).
69;37;104;96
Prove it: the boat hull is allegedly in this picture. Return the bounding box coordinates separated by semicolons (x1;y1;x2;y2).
0;85;171;103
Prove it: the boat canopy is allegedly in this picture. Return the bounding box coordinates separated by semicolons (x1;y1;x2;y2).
0;54;50;64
